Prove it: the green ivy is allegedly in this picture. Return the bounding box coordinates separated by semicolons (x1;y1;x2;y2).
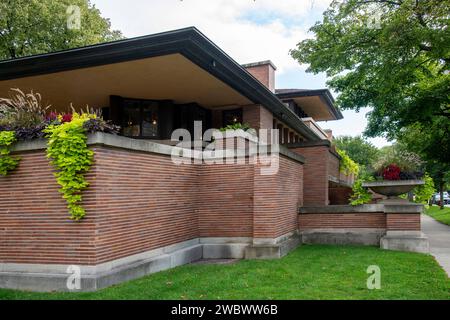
43;118;93;220
336;148;359;175
0;131;20;176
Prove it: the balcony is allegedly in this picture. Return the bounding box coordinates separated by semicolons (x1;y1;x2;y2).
301;117;329;140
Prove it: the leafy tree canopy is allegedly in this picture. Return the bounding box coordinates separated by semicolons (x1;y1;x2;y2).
291;0;450;140
0;0;122;60
334;135;379;168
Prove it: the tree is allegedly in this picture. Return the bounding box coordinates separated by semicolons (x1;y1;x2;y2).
334;135;379;169
290;0;449;140
397;120;450;208
0;0;122;60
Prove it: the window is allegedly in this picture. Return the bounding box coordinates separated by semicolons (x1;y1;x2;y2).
122;99;159;138
222;108;243;127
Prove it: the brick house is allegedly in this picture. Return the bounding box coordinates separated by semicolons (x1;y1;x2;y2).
0;27;425;292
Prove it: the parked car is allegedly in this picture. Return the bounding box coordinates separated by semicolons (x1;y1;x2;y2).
432;192;450;205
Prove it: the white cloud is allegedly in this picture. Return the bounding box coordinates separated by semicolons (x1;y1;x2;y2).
90;0;390;147
91;0;331;74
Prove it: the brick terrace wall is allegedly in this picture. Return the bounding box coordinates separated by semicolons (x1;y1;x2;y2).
0;150;98;265
92;147;199;264
299;211;421;231
291;146;329;206
253;155;303;239
1;144;304;265
197;162;254;238
299;213;386;230
386;214;420;231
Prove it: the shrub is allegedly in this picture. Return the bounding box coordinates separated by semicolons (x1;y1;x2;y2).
350;173;374;205
219;122;251;132
0;131;20;176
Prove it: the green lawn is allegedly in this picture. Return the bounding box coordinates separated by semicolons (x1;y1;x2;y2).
0;245;448;300
425;206;450;226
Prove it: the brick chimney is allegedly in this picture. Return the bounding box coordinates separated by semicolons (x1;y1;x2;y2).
242;60;276;92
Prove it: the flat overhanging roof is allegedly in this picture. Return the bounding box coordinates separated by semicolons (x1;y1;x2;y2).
276;89;343;121
0;27;322;141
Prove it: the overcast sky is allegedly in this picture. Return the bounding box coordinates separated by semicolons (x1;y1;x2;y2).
91;0;390;147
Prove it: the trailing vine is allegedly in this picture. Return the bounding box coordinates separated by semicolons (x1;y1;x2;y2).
0;131;20;176
43;113;94;220
336;148;359;175
349;178;373;205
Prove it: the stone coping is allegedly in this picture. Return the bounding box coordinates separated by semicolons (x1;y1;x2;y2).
299;203;424;214
362;180;425;187
11;132;305;164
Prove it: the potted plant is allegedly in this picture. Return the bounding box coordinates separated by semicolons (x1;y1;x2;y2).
362;163;424;203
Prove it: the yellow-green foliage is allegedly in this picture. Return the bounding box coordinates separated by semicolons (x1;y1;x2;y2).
414;173;435;204
44;113;94;220
336;148;359;175
0;131;20;176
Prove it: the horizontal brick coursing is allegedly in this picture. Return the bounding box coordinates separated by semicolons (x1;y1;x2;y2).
386;213;420;231
253;156;303;238
197;162;254;237
92;147;199;264
1;145;304;265
299;213;386;229
291;146;329;206
0;151;98;265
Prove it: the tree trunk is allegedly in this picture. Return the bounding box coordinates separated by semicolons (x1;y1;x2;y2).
439;181;444;210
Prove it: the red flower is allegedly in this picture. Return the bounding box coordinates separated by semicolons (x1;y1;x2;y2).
61;113;72;123
383;164;401;180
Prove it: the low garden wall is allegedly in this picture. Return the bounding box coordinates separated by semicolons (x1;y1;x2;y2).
0;133;304;291
298;204;428;253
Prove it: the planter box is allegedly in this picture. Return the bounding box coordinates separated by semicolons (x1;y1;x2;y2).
362;180;424;204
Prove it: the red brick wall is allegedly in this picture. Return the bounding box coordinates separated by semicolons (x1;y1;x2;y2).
291;146;329;206
253;155;303;238
1;146;304;265
299;212;421;231
243;105;273;133
299;213;386;229
386;214;420;231
197;162;254;237
92;147;199;264
0;150;98;265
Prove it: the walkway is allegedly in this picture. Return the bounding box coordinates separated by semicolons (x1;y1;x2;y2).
421;214;450;277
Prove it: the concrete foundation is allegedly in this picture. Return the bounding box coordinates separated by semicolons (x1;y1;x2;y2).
380;231;430;254
0;234;299;292
300;228;385;246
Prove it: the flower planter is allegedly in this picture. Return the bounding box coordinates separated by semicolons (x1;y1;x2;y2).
362;180;424;204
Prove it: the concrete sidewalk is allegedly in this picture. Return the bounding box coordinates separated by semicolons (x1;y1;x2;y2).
421;214;450;277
